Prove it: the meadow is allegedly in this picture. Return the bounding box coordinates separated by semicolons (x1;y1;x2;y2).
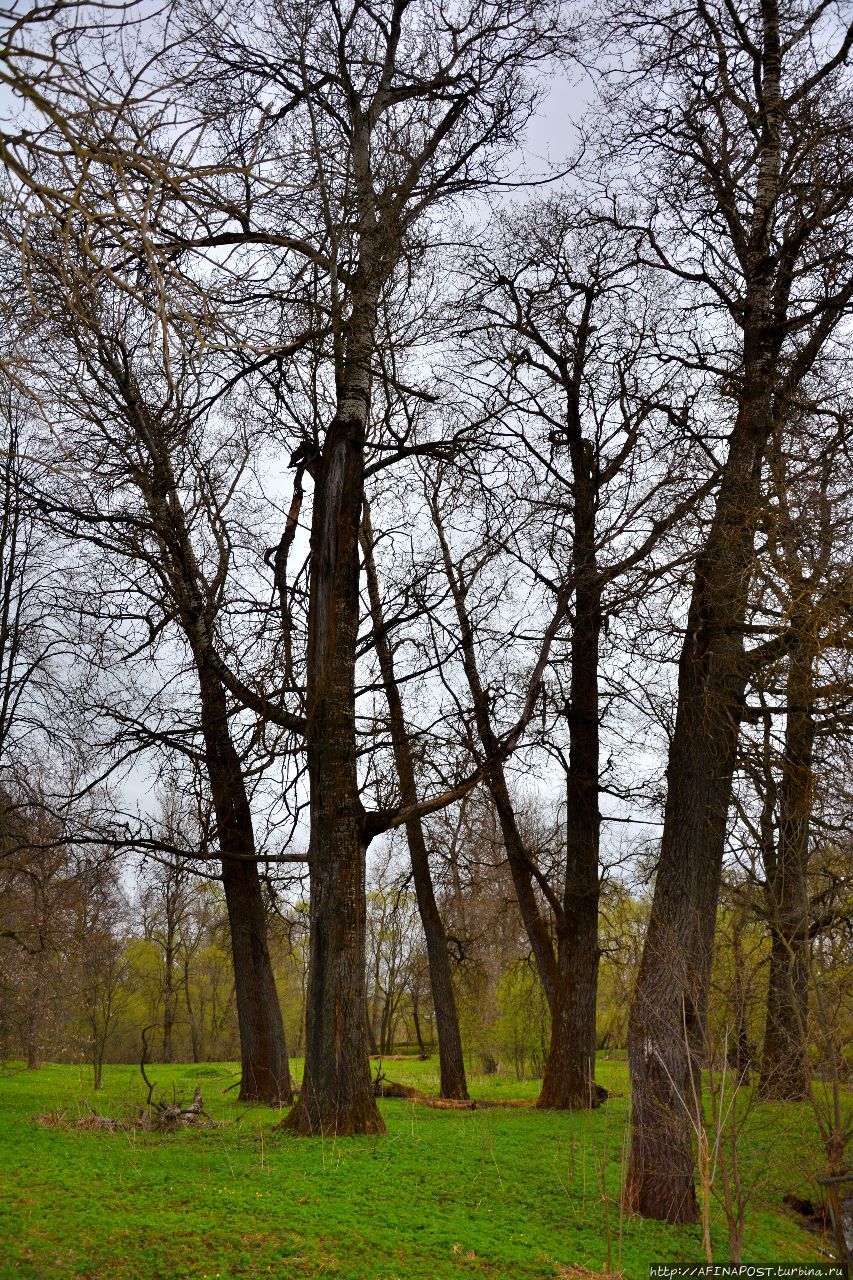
0;1056;838;1280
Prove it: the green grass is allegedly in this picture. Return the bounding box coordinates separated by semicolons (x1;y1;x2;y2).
0;1055;838;1279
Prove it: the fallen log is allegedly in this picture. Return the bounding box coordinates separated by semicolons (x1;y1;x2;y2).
373;1077;426;1100
372;1076;533;1109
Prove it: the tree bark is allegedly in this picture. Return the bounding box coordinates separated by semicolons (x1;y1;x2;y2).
282;298;384;1136
162;935;176;1064
624;0;790;1211
624;398;772;1224
760;639;814;1101
538;440;601;1108
220;856;291;1103
361;505;469;1100
198;662;292;1105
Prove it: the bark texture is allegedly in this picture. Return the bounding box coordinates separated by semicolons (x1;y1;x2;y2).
199;662;293;1105
283;295;384;1136
624;400;772;1223
624;0;790;1220
538;436;601;1109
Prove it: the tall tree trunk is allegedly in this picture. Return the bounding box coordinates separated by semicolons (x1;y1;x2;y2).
25;981;41;1070
361;506;469;1099
538;451;601;1109
760;639;814;1100
623;0;787;1222
198;663;292;1105
411;992;427;1058
432;505;558;1011
162;939;176;1064
184;958;201;1064
220;856;291;1103
125;376;292;1105
283;307;384;1136
624;400;772;1224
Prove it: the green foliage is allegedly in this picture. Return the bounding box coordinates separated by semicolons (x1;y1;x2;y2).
596;889;648;1052
0;1058;835;1279
493;959;549;1078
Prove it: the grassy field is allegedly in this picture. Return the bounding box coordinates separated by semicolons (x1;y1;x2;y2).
0;1055;840;1279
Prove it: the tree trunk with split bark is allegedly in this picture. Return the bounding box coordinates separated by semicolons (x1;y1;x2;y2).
283;294;384;1137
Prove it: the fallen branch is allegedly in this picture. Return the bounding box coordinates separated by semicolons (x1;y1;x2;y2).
35;1087;215;1133
372;1075;533;1110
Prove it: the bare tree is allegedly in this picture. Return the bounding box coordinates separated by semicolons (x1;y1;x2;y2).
733;406;853;1099
73;854;131;1089
428;476;560;1014
0;376;67;789
4;199;296;1105
1;0;572;1134
139;798;201;1064
454;197;711;1109
597;0;853;1222
159;0;567;1136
